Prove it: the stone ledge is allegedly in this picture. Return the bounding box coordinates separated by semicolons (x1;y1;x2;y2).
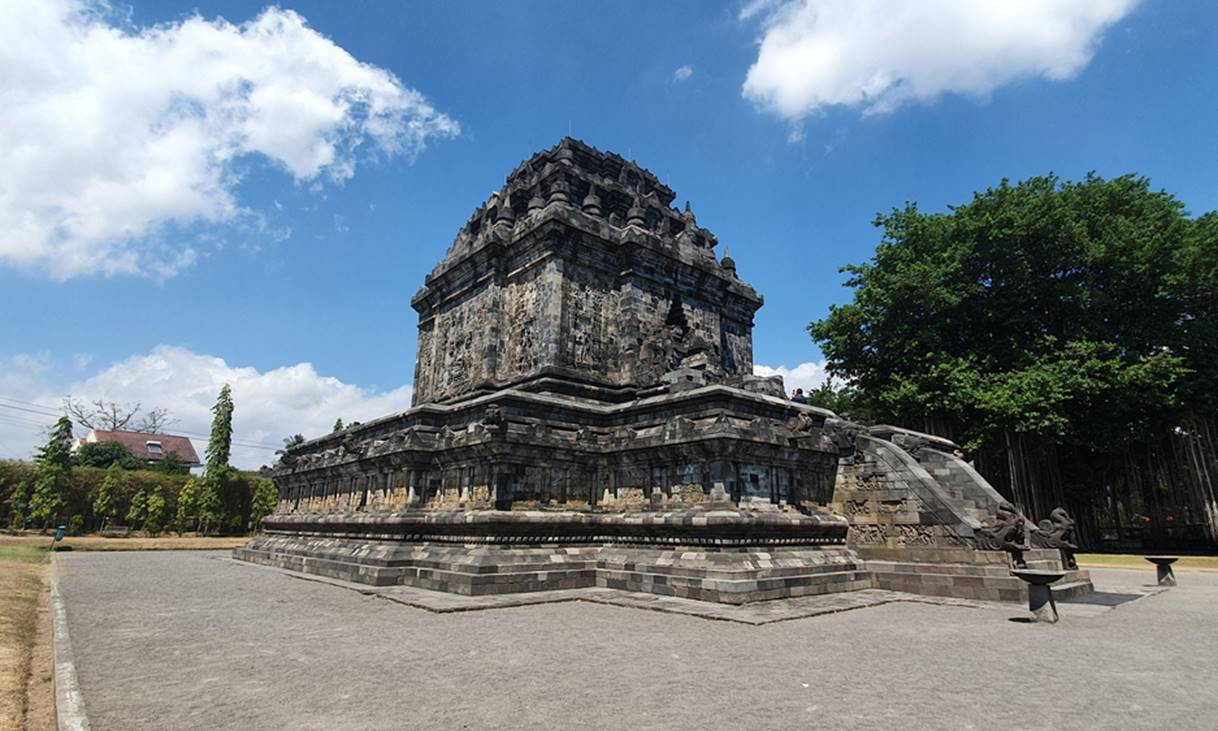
262;506;849;547
235;537;866;605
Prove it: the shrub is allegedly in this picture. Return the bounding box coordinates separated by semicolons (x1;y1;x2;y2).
74;441;142;470
143;485;167;535
126;489;147;527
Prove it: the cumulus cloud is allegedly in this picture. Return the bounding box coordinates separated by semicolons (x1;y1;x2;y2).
753;361;829;394
742;0;1137;120
673;65;694;83
0;346;411;469
0;1;458;280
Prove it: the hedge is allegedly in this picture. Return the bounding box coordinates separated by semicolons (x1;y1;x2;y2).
0;459;273;535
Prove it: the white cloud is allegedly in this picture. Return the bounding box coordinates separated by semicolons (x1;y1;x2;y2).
739;0;783;22
673;65;694;83
753;361;829;394
0;346;411;469
0;1;458;280
742;0;1137;120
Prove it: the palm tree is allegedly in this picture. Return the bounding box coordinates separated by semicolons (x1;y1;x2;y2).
277;434;305;456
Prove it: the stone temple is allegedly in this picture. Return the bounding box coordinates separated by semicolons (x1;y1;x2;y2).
237;138;1092;605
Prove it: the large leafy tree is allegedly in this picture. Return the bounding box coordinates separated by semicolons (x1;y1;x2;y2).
812;174;1218;536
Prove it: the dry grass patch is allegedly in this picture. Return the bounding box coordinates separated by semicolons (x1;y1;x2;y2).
0;544;47;731
0;533;248;552
1077;553;1218;571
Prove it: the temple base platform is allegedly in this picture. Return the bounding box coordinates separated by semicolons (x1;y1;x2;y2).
234;510;1092;605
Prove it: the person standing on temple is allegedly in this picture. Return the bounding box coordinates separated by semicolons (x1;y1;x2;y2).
791;388;808;404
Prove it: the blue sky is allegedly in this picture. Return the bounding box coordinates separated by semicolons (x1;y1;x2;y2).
1;0;1215;466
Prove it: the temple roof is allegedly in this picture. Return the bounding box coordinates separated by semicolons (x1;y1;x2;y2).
426;138;736;289
503;137;677;209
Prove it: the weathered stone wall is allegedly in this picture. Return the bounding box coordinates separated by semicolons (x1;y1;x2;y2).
273;385;841;519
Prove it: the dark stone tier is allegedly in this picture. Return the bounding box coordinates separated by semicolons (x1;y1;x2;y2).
271;385;844;515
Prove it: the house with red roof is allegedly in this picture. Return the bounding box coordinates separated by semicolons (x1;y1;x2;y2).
75;429;202;468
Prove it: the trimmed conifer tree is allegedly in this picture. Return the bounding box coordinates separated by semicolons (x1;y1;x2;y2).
126;489;147;528
9;481;30;529
176;478;198;535
199;384;234;534
93;463;122;528
143;484;166;535
250;479;277;532
29;416;73;529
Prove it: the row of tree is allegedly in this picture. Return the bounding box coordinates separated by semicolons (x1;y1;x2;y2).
809;173;1218;549
1;384;277;535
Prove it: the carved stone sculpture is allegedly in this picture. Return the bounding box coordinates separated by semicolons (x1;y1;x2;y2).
1031;507;1079;570
975;500;1029;568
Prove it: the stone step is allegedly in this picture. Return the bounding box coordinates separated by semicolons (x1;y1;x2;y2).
598;568;874;605
869;563;1094;603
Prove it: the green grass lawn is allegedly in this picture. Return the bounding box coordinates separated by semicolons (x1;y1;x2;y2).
1077;553;1218;571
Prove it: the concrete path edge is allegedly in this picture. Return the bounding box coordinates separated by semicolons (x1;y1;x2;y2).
51;557;90;731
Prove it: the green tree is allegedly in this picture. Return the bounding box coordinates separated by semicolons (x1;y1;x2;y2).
153;451;190;475
802;379;878;423
143;485;166;534
811;173;1218;538
126;489;147;528
196;482;222;534
205;385;234;472
74;441;142;470
8;480;30;529
176;478;199;534
332;418;344;433
28;416;74;528
93;463;123;527
199;384;234;534
250;478;277;531
278;434;305;455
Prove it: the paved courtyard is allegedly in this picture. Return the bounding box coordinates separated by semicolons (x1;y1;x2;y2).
55;551;1218;730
